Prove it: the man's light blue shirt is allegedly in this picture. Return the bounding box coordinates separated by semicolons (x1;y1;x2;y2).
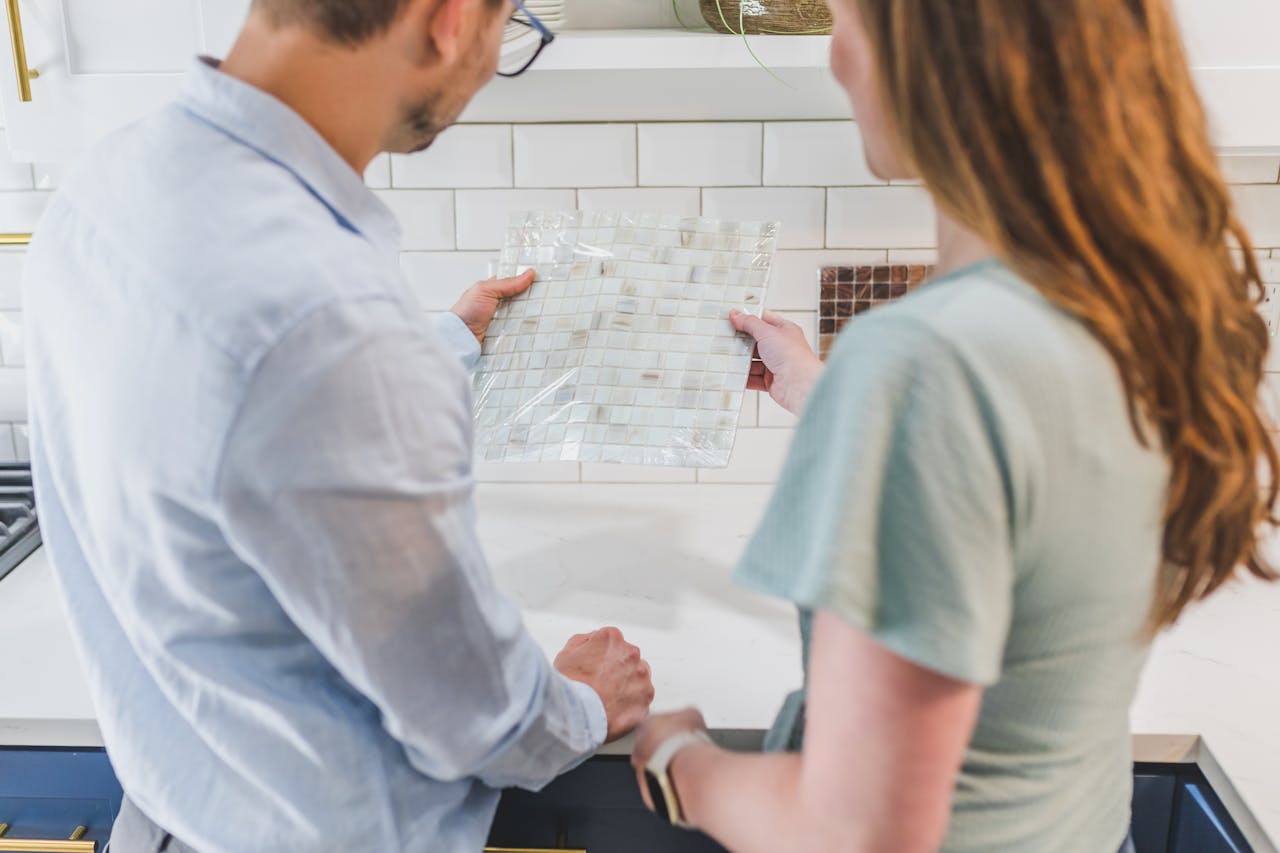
23;58;606;852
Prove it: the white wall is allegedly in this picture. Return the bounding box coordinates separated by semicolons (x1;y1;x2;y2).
0;120;1278;480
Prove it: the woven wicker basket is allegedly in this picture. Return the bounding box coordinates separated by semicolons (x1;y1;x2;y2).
699;0;832;34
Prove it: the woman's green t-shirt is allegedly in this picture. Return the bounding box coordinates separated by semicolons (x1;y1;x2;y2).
736;261;1168;852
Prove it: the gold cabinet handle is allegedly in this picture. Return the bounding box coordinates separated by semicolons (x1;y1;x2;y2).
0;822;96;852
0;233;30;246
4;0;37;102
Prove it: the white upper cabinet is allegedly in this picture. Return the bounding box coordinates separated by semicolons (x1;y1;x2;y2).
0;0;250;161
0;0;1277;161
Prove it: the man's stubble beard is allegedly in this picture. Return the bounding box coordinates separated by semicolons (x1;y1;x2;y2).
387;92;449;155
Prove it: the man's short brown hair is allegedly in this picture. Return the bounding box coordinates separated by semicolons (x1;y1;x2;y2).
252;0;419;44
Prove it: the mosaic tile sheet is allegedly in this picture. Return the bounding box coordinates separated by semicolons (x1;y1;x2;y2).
818;264;934;360
473;210;779;467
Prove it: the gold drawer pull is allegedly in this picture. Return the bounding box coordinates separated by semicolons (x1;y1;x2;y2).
3;0;37;102
0;233;30;246
0;822;96;852
485;848;586;853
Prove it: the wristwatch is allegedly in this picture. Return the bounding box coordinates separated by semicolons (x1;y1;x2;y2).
642;730;713;830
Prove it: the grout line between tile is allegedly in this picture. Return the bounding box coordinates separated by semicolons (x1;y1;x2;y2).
508;125;516;189
451;190;459;251
758;123;765;186
822;188;829;249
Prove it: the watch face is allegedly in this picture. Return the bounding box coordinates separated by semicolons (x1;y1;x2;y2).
644;770;672;822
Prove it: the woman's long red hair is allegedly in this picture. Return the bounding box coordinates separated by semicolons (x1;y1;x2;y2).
855;0;1279;628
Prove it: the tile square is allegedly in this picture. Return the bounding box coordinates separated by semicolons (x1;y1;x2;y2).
473;210;779;467
817;264;935;359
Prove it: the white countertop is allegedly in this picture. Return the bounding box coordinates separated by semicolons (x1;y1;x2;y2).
3;483;1278;849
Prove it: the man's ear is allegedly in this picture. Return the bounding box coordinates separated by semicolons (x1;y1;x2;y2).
417;0;469;65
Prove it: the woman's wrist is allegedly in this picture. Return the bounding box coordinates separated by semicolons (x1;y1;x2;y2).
783;358;825;415
668;738;717;828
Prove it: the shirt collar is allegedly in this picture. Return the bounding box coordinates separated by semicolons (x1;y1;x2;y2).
178;57;401;258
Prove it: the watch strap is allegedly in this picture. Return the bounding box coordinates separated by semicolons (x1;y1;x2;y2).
645;730;713;829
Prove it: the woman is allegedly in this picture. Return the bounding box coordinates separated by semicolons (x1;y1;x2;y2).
631;0;1278;850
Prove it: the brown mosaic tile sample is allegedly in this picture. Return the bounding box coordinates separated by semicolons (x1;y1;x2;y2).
818;264;934;359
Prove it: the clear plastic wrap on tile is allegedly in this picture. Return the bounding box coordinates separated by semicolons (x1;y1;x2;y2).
473;210;779;467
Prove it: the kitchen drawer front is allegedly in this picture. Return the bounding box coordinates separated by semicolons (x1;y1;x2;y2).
0;747;122;850
1172;780;1253;853
1131;773;1176;853
488;756;727;853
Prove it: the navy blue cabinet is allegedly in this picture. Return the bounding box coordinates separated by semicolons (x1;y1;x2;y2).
1132;773;1177;852
0;747;1260;851
1132;762;1254;853
488;756;726;852
0;747;123;850
1173;779;1252;853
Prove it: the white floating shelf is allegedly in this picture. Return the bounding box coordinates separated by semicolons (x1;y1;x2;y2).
463;29;1280;153
462;30;850;123
526;30;833;71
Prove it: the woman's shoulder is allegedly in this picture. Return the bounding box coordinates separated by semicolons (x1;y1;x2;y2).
876;260;1072;341
833;259;1109;392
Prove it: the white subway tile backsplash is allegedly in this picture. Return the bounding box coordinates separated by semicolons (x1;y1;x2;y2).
887;248;940;264
1261;373;1280;431
827;186;936;248
0;370;25;420
364;154;391;189
1234;184;1280;248
581;463;697;483
0;192;50;233
401;252;495;311
1268;336;1280;374
702;187;825;249
764;122;881;187
455;189;576;250
0;312;23;367
782;308;819;351
515;124;636;188
375;190;455;250
474;460;581;482
758;394;798;428
0;253;23;309
17;118;1280;498
697;428;792;484
768;249;886;311
577;187;700;217
639;123;762;187
393;125;513;189
0;132;32;191
1220;157;1280;184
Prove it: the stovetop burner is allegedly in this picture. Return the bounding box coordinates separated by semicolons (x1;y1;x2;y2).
0;464;40;583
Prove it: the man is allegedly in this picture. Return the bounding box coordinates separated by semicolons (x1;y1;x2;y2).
22;0;654;850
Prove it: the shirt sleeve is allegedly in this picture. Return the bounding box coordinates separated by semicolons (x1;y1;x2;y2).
735;313;1018;686
215;297;605;790
432;311;481;371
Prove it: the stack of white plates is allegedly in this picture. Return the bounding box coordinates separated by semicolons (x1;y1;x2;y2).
521;0;564;28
